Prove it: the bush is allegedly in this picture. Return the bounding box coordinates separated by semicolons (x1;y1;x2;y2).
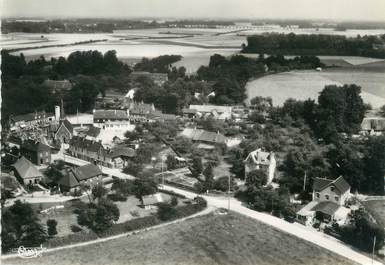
70;225;83;233
107;193;128;202
170;196;178;206
157;203;178;221
47;219;58;237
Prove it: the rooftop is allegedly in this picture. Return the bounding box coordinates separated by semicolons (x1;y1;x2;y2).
21;139;51;152
313;176;350;194
94;109;129;120
142;193;163;206
13;156;43;180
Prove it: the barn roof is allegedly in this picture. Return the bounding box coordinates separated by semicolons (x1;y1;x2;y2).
13;157;43;180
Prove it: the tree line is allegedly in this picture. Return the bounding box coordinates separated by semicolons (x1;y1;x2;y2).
242;33;385;58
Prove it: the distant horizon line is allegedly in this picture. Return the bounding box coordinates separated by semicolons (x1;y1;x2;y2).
2;16;385;24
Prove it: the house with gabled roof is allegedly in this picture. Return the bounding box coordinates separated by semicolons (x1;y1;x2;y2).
296;176;351;226
244;148;276;185
56;163;103;192
20;139;51;166
13;156;44;185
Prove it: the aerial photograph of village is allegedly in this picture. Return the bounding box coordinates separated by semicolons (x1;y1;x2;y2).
0;0;384;264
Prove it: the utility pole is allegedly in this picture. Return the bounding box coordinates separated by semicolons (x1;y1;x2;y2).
227;175;231;211
372;236;376;265
303;171;307;191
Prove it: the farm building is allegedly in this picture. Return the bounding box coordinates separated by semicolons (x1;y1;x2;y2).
181;128;227;145
56;163;103;192
13;156;44;185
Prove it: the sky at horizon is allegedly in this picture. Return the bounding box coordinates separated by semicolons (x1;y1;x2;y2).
1;0;385;22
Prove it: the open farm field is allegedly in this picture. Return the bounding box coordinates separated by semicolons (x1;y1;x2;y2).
246;67;385;107
3;212;357;265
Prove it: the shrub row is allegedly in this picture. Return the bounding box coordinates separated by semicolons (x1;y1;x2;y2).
158;189;187;199
45;230;98;248
43;197;207;248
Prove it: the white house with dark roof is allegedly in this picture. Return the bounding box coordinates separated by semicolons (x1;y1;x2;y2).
244;148;276;185
93;109;131;129
296;176;351;226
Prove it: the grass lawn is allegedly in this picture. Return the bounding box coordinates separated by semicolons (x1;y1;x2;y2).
5;212;358;265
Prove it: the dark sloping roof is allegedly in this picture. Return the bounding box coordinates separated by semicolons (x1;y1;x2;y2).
313;176;350;194
313;178;333;191
57;169;79;188
85;126;101;138
21;139;51;152
94;110;129;120
70;136;105;154
10;111;48;123
182;108;197;114
13;157;43;179
107;147;135;158
311;201;340;216
61;119;73;134
74;164;102;181
333;176;351;194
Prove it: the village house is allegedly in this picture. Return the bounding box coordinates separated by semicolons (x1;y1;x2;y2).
360;117;385;136
13;156;44;185
181;108;197;119
68;136;135;168
56;163;103;192
9;111;55;129
20;139;51;166
296;176;351;226
187;105;232;120
93;109;130;129
129;71;168;86
126;102;156;122
244;148;276;185
181;128;227;147
54;119;74;144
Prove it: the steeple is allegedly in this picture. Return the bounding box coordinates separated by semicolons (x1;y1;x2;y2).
60;98;65;120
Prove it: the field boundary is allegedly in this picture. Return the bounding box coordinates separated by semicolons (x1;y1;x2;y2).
1;201;212;260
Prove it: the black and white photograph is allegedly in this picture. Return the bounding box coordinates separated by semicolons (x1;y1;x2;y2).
0;0;384;264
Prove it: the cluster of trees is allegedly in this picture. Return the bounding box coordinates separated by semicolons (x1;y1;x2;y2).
2;200;47;252
2;20;116;34
273;84;367;143
242;33;385;58
1;50;130;126
51;50;130;76
75;185;120;233
235;170;296;219
133;75;210;114
339;209;384;252
197;54;265;105
133;55;182;73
